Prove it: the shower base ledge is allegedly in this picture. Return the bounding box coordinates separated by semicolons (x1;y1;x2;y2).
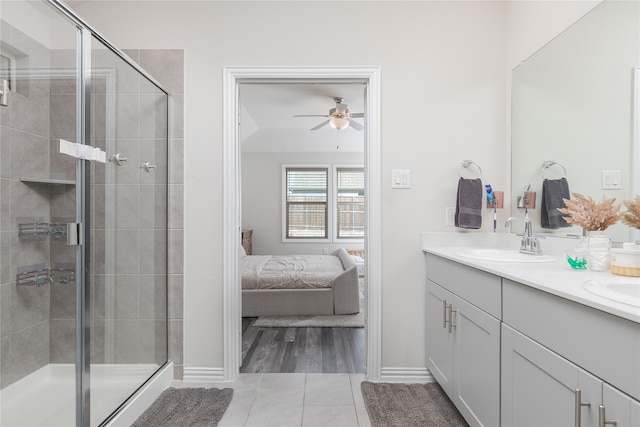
104;361;173;427
0;362;172;427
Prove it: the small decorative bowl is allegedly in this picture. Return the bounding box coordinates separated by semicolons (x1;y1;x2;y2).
610;244;640;277
565;249;588;271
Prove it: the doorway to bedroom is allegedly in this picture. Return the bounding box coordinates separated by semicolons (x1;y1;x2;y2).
238;82;367;373
223;67;382;381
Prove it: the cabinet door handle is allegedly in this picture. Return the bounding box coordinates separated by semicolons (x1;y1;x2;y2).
599;404;617;427
575;389;591;427
447;306;456;333
443;300;448;329
444;301;453;333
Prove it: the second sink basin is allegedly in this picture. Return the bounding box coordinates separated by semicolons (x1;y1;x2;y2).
583;279;640;308
457;248;556;263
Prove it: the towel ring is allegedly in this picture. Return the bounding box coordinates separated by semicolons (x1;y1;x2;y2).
458;160;482;179
541;161;567;180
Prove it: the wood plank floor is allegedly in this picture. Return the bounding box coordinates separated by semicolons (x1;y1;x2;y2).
240;317;366;374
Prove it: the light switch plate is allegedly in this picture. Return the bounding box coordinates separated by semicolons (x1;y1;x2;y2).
601;170;621;190
445;207;456;226
391;169;411;189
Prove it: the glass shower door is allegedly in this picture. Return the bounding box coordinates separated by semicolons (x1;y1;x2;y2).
1;2;168;426
89;37;168;426
0;1;80;426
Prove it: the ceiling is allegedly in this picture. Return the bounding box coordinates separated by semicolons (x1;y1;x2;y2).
239;83;366;153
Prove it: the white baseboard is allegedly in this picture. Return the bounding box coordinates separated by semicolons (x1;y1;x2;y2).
379;367;434;383
105;362;174;427
183;366;431;383
183;367;226;382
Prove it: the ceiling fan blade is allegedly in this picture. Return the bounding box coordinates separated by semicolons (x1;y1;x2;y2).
348;119;364;131
350;113;364;118
310;120;330;131
293;114;329;118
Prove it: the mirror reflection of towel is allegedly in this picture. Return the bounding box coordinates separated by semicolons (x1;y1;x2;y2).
541;178;571;229
455;177;483;229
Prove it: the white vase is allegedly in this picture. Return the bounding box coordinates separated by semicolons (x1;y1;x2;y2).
587;232;610;272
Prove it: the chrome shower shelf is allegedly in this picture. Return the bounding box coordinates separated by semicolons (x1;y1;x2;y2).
16;264;75;287
18;221;66;241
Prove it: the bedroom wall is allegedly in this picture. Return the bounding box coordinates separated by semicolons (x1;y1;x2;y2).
69;0;598;379
242;151;365;256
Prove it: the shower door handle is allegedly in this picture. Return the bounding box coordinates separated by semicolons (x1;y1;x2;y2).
108;153;128;166
66;223;84;246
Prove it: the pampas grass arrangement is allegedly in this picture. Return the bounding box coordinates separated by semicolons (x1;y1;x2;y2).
558;193;622;232
622;195;640;230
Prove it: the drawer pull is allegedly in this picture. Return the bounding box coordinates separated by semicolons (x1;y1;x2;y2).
574;389;591;427
599;405;617;427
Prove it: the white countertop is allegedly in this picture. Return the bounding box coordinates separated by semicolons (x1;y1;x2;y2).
422;232;640;324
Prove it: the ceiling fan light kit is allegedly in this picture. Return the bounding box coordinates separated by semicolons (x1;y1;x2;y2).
294;97;364;131
329;116;350;130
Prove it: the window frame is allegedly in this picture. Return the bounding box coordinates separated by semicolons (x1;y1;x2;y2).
282;164;332;243
333;164;365;243
282;163;365;243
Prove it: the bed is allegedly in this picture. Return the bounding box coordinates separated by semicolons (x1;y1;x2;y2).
241;248;360;317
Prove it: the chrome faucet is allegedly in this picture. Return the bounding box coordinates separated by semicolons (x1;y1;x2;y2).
505;216;544;256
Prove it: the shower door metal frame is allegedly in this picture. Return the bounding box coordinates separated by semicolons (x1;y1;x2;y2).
76;26;92;427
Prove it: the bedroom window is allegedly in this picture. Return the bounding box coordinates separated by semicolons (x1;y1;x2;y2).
336;167;364;240
284;167;329;239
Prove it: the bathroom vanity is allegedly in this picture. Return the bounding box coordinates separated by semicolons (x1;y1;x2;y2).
423;233;640;427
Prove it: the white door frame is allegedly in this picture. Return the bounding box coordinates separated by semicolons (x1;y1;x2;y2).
222;66;382;381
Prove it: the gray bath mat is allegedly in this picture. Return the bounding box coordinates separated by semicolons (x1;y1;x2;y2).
361;381;468;427
132;387;233;427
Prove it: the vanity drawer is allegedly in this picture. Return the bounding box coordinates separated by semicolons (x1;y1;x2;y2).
503;279;640;401
425;254;501;319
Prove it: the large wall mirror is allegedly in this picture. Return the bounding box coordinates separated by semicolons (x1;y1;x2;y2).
511;0;639;243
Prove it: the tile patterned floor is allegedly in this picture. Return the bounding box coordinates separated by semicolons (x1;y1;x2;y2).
171;373;372;427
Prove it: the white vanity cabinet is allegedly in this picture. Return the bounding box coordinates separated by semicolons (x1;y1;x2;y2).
424;248;640;427
502;324;601;426
502;279;640;427
502;324;640;427
425;254;501;427
601;384;640;427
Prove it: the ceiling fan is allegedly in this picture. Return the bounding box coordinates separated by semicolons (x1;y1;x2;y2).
294;97;364;131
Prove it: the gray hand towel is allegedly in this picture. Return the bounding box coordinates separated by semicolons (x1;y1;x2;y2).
455;177;483;229
541;177;571;229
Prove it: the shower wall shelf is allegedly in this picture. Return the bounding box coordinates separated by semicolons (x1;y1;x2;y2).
18;221;66;240
16;264;75;287
20;177;75;185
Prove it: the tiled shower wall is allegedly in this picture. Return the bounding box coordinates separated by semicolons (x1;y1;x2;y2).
124;49;184;379
0;22;76;388
47;48;185;374
0;34;185;389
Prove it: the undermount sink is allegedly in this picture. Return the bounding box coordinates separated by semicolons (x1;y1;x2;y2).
457;248;556;263
583;279;640;308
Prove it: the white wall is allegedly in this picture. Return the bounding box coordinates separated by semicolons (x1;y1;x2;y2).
505;0;602;70
242;151;364;255
71;0;597;377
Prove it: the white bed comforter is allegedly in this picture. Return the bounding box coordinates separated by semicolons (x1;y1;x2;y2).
241;254;344;290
